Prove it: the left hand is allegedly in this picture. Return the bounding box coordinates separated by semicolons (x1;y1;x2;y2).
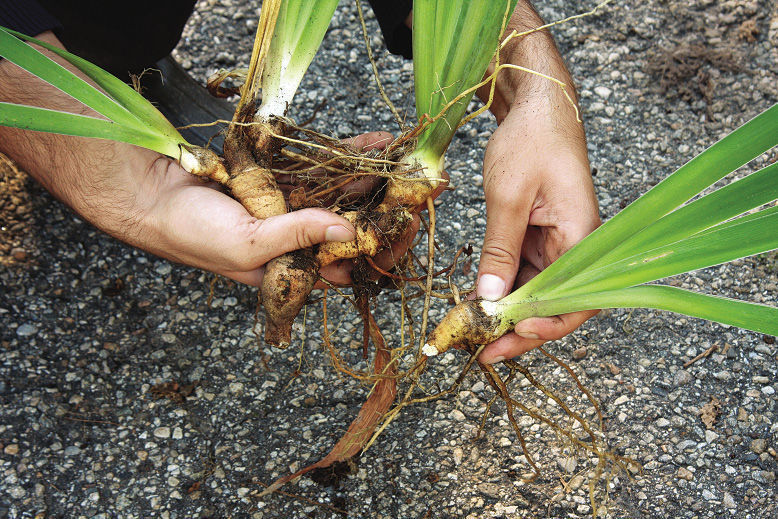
475;98;601;363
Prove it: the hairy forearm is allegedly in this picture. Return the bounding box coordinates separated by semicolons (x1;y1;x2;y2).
0;31;165;244
478;0;579;126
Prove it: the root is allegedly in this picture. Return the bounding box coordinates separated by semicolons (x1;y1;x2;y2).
261;249;319;348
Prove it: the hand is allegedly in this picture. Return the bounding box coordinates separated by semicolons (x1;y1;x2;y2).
475;98;600;363
0;31;359;288
316;132;449;286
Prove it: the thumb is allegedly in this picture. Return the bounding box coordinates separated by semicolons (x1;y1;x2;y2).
476;195;531;301
254;208;355;264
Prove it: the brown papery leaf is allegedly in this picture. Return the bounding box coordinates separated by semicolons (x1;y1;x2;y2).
260;313;397;496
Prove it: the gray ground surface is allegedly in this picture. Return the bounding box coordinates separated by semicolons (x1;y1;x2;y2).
2;1;777;518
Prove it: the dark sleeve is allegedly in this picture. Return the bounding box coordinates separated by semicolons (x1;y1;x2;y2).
0;0;61;36
367;0;413;59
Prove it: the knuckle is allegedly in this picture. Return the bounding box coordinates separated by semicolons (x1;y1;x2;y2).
481;241;520;271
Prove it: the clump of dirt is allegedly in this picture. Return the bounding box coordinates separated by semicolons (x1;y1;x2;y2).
646;42;741;105
0;153;37;265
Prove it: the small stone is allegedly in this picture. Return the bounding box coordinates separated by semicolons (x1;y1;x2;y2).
16;324;37;337
161;333;176;344
752;376;770;384
677;467;693;480
8;486;25;499
594;86;612;99
450;409;466;422
137;450;148;461
762;386;775;395
737;407;748;421
154;427;171;439
155;263;172;276
705;430;719;443
478;482;501;499
572;347;587;360
229;382;244;394
723;492;736;509
673;369;693;386
702;489;715;501
237;487;250;498
452;447;463;466
223;296;238;307
172;427;183;440
64;445;81;456
655;418;670;428
4;443;19;455
613;395;629;405
558;457;577;473
750;438;767;454
10;247;27;261
498;437;511;447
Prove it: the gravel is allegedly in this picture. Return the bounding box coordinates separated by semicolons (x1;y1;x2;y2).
2;1;777;518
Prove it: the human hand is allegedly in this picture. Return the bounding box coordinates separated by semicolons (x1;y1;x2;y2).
0;31;362;288
475;98;600;363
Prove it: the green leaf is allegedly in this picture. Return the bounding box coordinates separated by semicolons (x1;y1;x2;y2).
0;102;182;158
548;205;778;298
1;26;186;148
566;160;778;279
501;285;778;336
413;0;518;159
0;27;137;128
258;0;340;117
519;103;778;298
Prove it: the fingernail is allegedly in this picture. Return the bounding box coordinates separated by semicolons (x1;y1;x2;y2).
325;225;355;242
488;355;506;364
516;331;540;340
477;274;506;301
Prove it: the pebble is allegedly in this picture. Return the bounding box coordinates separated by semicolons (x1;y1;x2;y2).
594;86;613;98
750;438;767;454
655;418;670;428
613;395;630;405
155;263;172;275
478;482;501;499
677;467;693;480
10;247;27;261
702;489;715;501
723;492;736;509
4;443;19;455
16;323;37;337
64;445;81;456
449;409;466;422
8;486;25;499
705;430;718;443
673;369;693;386
572;347;587;360
558;457;578;473
452;447;463;465
172;427;183;440
153;427;171;439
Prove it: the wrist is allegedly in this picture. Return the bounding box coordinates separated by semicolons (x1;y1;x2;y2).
481;2;579;124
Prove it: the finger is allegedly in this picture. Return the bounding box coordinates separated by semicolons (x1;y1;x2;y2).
513;309;598;342
371;213;420;274
344;131;394;152
253;208;355;264
478;332;546;364
319;259;354;287
476;166;534;301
